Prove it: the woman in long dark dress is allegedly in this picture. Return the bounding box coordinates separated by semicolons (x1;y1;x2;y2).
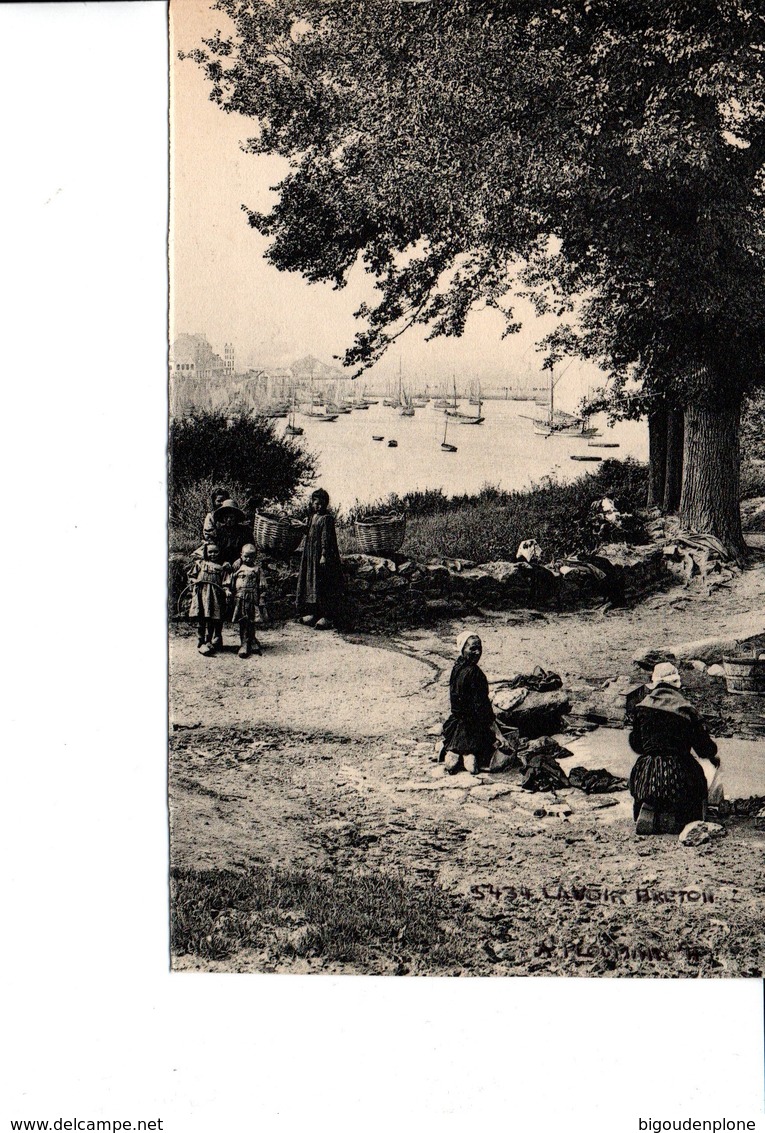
629;662;720;834
296;488;344;630
441;631;498;775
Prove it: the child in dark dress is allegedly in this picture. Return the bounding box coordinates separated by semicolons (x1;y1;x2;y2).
296;488;344;630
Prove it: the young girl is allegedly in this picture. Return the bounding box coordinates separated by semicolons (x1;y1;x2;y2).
229;544;268;658
296;488;344;629
202;485;230;542
187;543;228;655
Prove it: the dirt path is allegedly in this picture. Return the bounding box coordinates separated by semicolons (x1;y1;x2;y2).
169;563;765;977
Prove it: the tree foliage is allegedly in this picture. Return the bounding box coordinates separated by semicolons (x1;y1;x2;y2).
169;411;316;504
187;0;765;405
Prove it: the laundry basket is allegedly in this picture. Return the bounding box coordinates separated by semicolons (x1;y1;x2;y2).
354;513;406;556
254;512;307;555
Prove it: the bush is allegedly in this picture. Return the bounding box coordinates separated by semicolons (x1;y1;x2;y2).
169;475;252;554
741;461;765;501
742;390;765;464
170;411;315;509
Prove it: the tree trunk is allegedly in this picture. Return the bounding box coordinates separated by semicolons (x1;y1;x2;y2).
647;404;667;509
680;378;745;559
663;409;684;513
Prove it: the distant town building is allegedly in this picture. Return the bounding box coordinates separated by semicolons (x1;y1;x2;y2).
224;342;235;373
170;333;226;379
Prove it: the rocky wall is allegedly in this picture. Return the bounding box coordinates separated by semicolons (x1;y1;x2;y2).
169;542;667;631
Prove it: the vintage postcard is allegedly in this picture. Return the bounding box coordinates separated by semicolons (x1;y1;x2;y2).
168;0;764;979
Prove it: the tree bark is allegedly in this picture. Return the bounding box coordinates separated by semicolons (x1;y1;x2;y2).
647;403;668;509
680;376;745;559
663;408;684;513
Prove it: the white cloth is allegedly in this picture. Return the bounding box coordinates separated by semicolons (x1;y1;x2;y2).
456;629;481;655
650;662;682;688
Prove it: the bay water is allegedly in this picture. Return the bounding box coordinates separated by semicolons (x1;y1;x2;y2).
291;399;648;511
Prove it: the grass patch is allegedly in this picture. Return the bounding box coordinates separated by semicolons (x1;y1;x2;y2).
171;864;464;967
340;460;649;562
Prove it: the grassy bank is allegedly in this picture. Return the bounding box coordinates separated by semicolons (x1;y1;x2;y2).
171;864;466;969
341;459;650;562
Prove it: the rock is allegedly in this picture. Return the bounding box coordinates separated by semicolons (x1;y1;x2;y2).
342;554;397;577
667;625;765;665
754;807;765;831
678;821;727;846
572;675;645;726
633;647;677;672
495;689;572;739
488;746;521;773
690;659;708;672
707;664;726;678
492;687;529;714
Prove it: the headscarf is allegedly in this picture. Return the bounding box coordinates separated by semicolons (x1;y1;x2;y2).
516;539;542;563
456;629;481;655
650;662;682;689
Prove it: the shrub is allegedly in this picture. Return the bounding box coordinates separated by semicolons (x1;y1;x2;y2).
169;475;252;554
170;411;315;509
741;461;765;501
742;390;765;464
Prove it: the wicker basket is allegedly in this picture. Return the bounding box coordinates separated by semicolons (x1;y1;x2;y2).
254;512;307;554
354;513;406;556
722;656;765;696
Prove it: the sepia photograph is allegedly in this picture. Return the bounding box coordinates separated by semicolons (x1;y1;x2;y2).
168;0;765;978
5;1;765;1129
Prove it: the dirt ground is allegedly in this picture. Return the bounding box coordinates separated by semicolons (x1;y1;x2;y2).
169;562;765;977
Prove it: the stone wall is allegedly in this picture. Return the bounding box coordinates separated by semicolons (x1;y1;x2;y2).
169;542;667;630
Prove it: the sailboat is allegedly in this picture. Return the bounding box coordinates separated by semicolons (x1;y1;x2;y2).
284;386;303;435
397;363;415;415
521;364;598;437
456;381;485;424
444;375;462;416
303;373;338;420
440;412;457;452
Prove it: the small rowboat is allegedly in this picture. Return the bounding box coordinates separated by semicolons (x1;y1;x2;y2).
372;435;384;441
387;439;398;447
587;442;620;449
570;454;602;462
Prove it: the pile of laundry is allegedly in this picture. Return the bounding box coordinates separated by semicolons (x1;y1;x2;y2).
514;734;628;795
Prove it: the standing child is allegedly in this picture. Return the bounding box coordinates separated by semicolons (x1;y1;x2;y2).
188;543;228;655
230;543;268;658
296;488;344;630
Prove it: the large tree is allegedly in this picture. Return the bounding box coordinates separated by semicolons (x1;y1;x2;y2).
187;0;765;553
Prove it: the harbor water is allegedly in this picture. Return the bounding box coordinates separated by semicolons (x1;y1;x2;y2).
289;399;648;510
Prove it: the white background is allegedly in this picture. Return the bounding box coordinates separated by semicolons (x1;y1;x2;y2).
2;3;762;1131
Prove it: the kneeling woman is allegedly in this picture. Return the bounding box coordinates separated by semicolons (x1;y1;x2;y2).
441;631;498;775
629;662;720;834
